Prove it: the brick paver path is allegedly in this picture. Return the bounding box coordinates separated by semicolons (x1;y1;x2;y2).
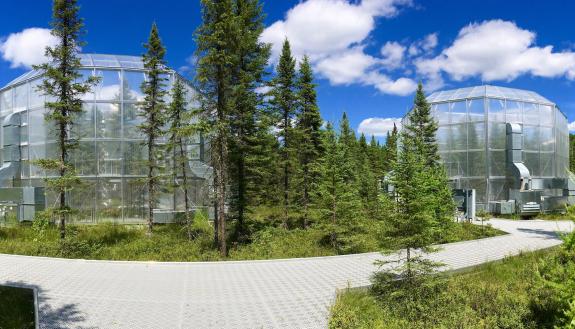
0;219;573;329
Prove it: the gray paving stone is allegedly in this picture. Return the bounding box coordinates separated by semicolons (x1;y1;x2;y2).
0;219;573;329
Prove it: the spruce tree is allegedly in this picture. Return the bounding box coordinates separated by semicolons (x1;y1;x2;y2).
294;55;322;228
166;78;193;239
139;23;168;235
34;0;98;239
269;39;297;228
195;0;237;255
228;0;271;239
405;82;440;167
383;123;398;173
312;123;361;252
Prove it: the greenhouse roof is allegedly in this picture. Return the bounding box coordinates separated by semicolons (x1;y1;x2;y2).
427;85;555;105
1;54;154;91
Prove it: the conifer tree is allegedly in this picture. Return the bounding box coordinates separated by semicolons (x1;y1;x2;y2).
294;55;322;228
166;79;193;239
34;0;98;239
195;0;237;255
405;82;440;167
313;123;361;251
139;23;168;235
228;0;271;239
383;123;399;173
269;39;297;228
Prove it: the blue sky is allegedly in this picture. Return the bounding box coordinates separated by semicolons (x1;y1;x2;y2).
1;0;575;139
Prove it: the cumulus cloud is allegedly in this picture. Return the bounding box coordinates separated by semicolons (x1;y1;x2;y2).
0;28;58;68
416;20;575;82
569;121;575;132
261;0;416;96
357;117;401;137
380;41;405;68
408;33;438;56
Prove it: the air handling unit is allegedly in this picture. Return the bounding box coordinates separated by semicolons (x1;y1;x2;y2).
402;85;575;216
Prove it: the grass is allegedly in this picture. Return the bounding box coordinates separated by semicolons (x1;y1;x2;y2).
329;249;557;329
0;219;504;262
0;285;35;329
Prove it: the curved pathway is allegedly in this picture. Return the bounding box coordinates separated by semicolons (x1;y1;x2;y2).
0;219;573;329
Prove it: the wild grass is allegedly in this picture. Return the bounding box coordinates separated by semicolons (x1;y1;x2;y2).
329;249;556;329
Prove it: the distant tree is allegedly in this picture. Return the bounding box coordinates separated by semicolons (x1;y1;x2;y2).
312;122;361;251
383;123;399;173
34;0;99;239
166;79;194;239
228;0;271;239
570;134;575;173
268;39;297;228
138;23;168;235
195;0;237;255
294;55;322;228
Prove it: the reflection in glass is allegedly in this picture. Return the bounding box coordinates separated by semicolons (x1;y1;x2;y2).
96;70;121;101
96;103;121;138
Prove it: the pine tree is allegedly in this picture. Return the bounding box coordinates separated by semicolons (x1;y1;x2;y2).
269;39;297;228
138;23;168;235
195;0;237;255
166;78;193;239
383;123;399;173
294;55;322;228
228;0;271;239
34;0;98;239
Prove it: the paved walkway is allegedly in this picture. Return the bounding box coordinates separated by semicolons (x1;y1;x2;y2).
0;219;573;329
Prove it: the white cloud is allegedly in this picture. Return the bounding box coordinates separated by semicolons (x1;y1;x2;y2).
0;28;58;68
261;0;415;96
569;121;575;132
416;20;575;82
407;33;438;56
358;117;401;137
380;41;405;68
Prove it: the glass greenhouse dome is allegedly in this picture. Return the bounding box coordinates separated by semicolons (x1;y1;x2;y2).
405;85;571;213
0;54;211;223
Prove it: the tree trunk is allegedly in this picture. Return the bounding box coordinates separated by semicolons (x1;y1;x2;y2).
302;164;309;228
147;133;154;235
282;112;289;229
215;69;228;256
179;141;192;240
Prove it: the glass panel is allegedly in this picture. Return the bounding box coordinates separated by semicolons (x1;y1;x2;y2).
123;103;143;139
0;90;12;113
489;150;505;176
524;151;540;176
539;126;554;152
78;69;95;101
13;84;27;110
451;124;467;151
523;125;539;151
467;178;487;203
488;122;506;149
122;71;145;102
540;105;554;126
450;101;466;123
488;98;505;122
97;178;123;221
437;126;450;152
123;141;147;176
96;70;121;101
522;102;538;124
95;103;121;138
71;141;96;176
468;151;486;177
123;178;147;223
187;144;201;161
29;79;44;108
488;179;507;201
540;152;554;177
450;151;467;177
69;180;96;222
97;142;122;176
467;98;484;122
506;101;522;123
467;122;485;150
72;104;95;140
28;109;47;144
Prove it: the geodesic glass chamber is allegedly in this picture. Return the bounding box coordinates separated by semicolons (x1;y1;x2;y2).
0;54;211;223
407;85;570;212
